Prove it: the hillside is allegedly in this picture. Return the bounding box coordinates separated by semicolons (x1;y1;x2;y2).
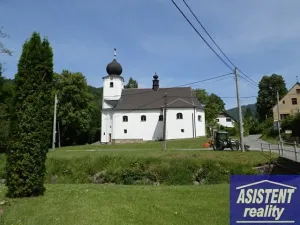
226;103;256;121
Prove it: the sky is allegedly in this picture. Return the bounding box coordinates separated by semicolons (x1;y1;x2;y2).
1;0;300;109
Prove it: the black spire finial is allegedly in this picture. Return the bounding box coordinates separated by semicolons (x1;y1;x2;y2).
114;48;117;59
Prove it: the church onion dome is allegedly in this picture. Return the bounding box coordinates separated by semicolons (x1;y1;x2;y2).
106;48;123;76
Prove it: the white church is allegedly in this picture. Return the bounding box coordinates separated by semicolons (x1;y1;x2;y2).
101;50;206;143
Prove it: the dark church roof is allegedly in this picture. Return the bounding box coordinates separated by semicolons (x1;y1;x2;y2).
104;100;119;107
113;87;204;110
106;59;122;76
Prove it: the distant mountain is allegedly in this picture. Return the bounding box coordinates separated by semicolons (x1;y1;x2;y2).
226;103;256;121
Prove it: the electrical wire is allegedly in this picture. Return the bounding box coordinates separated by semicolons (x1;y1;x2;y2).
174;0;258;87
170;0;234;72
103;72;233;98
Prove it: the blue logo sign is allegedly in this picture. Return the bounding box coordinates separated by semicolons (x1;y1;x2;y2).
230;175;300;224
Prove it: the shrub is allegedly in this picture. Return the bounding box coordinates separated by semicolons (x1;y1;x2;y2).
44;155;260;186
5;32;54;198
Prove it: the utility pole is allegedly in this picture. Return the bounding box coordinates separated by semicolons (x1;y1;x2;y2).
234;68;245;152
162;93;168;150
52;94;58;151
276;91;282;142
57;119;61;148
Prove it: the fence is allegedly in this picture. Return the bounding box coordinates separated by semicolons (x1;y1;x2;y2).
261;142;300;162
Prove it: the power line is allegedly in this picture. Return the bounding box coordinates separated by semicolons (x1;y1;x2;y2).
167;95;257;99
170;0;234;72
103;72;233;98
179;0;258;87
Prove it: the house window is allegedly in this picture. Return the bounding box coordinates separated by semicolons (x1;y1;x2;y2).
123;116;128;122
124;129;127;134
176;113;183;119
297;89;300;94
226;118;232;122
141;115;146;121
283;100;285;104
181;129;184;133
216;118;219;122
198;115;202;122
280;114;289;120
292;98;297;105
110;82;114;88
159;115;163;121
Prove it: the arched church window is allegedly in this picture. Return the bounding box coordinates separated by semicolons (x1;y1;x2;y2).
141;115;146;121
110;82;114;88
176;113;183;119
198;115;202;122
123;116;128;122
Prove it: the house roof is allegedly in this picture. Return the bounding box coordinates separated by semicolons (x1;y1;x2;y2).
272;82;300;110
113;87;204;110
219;111;236;121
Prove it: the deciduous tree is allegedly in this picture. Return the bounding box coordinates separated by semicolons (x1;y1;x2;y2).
194;89;225;127
54;70;95;146
256;74;288;121
5;32;54;198
125;77;138;88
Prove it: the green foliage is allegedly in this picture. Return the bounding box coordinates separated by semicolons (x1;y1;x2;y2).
5;32;54;198
194;89;225;128
244;107;253;119
124;77;138;88
54;70;95;146
281;114;300;137
256;74;288;121
44;156;257;185
87;86;103;143
219;126;237;137
226;104;257;122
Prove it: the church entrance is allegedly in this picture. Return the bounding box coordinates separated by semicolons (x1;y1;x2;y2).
109;133;112;143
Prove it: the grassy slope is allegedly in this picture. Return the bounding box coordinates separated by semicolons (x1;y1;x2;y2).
62;137;208;151
0;184;229;225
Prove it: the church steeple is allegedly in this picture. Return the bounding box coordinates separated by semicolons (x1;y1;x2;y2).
106;48;123;76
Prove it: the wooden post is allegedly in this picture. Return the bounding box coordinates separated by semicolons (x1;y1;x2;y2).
294;141;298;161
281;141;284;156
277;142;281;156
261;143;263;151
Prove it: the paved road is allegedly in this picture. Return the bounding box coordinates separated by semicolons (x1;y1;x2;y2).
243;134;300;162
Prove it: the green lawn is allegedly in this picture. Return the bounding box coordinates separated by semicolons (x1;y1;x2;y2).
0;184;229;225
0;138;279;224
61;137;208;151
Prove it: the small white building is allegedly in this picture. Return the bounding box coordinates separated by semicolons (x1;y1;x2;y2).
101;51;206;143
216;112;235;128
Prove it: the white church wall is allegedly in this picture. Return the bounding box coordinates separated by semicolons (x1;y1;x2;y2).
112;110;164;141
110;108;207;142
101;110;113;143
217;114;234;128
195;108;206;137
166;108;205;140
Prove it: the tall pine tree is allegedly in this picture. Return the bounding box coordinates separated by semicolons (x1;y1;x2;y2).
6;32;54;198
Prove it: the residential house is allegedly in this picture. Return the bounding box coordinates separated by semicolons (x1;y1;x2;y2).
101;50;206;143
272;82;300;123
216;112;235;128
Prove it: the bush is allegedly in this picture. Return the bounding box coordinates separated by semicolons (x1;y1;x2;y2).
44;155;258;185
